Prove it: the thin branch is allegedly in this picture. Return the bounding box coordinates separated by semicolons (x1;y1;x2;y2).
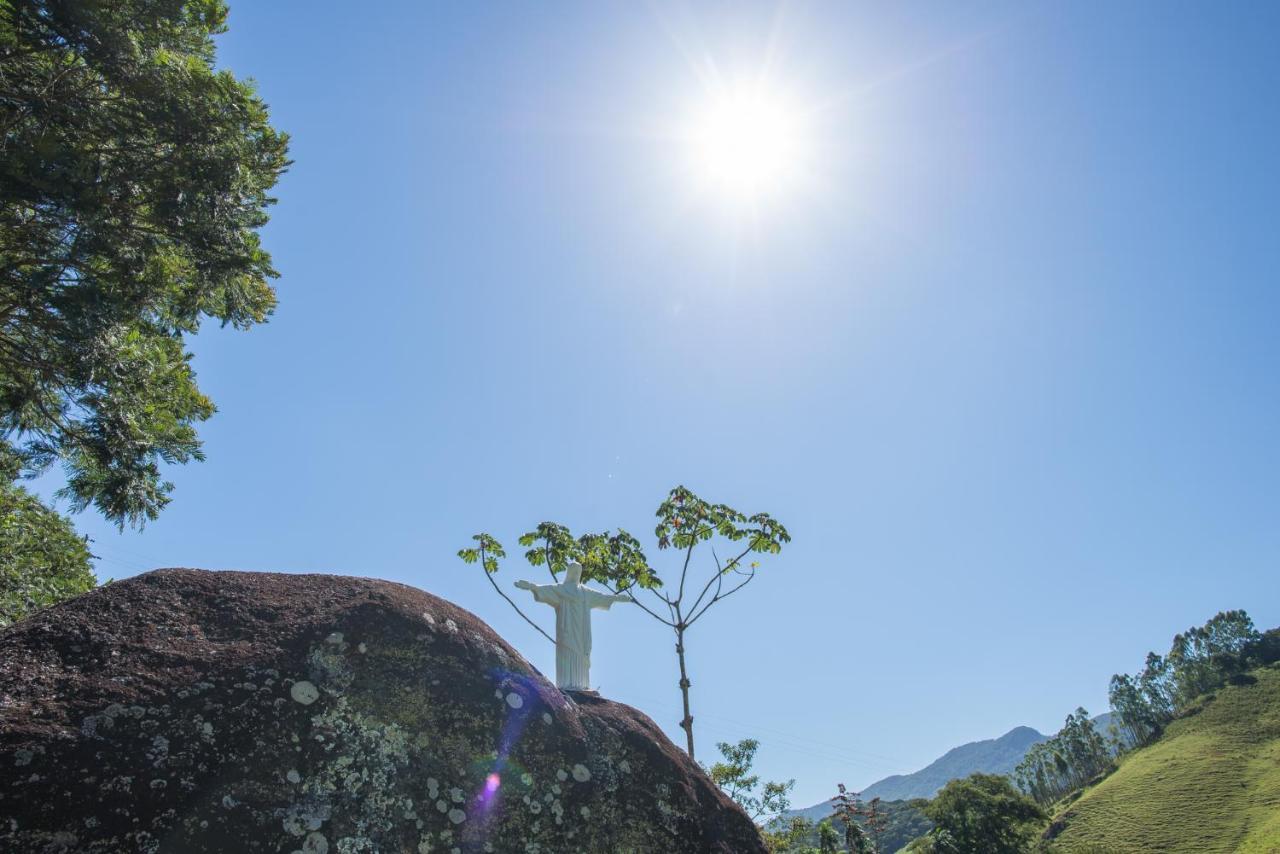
645;580;678;619
480;545;555;646
662;592;679;625
687;566;757;629
686;547;725;618
543;543;557;582
597;578;676;627
638;594;677;627
676;539;696;606
687;541;753;618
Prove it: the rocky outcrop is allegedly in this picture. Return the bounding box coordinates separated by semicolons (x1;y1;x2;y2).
0;569;765;853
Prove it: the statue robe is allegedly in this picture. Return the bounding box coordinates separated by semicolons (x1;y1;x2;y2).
527;580;621;690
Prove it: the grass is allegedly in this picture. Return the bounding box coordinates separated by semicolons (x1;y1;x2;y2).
1046;664;1280;853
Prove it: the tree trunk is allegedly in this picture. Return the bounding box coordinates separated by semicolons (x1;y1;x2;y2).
675;626;695;758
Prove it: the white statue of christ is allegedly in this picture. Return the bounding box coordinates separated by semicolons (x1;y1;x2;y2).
515;562;631;691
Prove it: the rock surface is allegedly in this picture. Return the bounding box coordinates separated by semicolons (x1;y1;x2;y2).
0;569;765;853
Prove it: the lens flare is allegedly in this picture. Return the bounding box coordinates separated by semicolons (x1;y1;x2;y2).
472;670;546;831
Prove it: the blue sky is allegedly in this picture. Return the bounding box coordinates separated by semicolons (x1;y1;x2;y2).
50;1;1280;807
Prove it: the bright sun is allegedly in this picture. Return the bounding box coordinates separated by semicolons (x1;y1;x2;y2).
688;82;808;206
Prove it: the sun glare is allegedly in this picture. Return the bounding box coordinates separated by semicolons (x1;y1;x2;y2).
688;82;808;206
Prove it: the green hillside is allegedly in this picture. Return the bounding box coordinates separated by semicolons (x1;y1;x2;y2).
1046;664;1280;853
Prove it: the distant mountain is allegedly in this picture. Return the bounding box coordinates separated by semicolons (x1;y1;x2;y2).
1090;711;1124;742
778;796;842;827
863;725;1048;802
783;725;1048;826
784;713;1129;830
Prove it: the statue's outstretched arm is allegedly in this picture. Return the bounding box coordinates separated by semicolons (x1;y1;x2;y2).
587;589;632;610
518;580;561;606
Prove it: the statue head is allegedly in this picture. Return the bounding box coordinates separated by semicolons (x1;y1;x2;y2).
564;562;583;585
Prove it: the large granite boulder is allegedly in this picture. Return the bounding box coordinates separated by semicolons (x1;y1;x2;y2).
0;569;765;853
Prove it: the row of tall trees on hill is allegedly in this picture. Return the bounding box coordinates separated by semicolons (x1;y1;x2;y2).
1014;609;1279;808
1013;708;1113;806
1108;610;1279;749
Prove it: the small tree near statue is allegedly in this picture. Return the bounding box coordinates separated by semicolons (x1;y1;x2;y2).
833;783;875;854
706;737;795;824
459;484;789;758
